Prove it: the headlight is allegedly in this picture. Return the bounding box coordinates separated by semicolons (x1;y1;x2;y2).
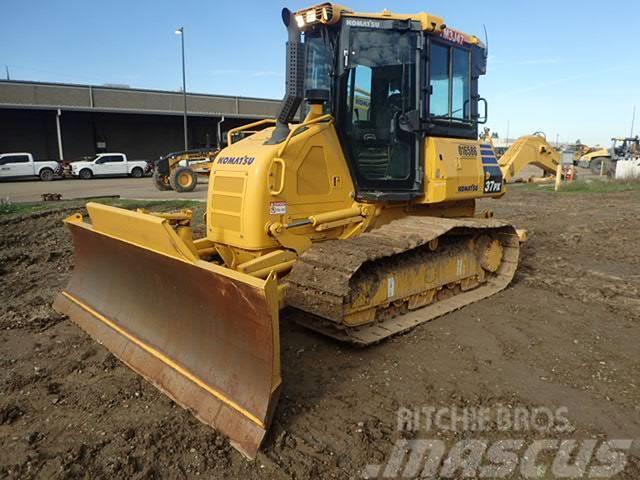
294;4;339;29
305;9;316;23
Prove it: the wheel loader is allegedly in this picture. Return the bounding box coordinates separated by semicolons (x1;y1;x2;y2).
152;148;219;192
55;3;559;458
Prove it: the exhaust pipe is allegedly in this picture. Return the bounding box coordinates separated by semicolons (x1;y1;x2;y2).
266;8;305;144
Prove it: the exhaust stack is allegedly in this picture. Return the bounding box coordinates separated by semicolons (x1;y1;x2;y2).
266;8;305;144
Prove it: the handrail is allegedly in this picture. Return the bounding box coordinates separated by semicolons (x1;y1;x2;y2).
276;114;334;158
268;158;287;196
226;119;276;146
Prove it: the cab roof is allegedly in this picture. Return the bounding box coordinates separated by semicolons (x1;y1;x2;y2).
294;2;484;48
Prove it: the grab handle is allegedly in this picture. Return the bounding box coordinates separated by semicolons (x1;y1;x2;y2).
268;158;286;196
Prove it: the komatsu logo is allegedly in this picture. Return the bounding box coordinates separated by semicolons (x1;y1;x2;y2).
216;155;255;166
345;19;382;28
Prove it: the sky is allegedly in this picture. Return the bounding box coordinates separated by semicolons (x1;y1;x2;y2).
1;0;639;146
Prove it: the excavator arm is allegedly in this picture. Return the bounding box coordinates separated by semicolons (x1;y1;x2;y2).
497;133;561;182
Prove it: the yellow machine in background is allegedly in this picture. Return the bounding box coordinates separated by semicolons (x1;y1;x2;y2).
498;133;561;182
480;128;561;182
152;148;219;192
577;147;610;173
56;3;558;458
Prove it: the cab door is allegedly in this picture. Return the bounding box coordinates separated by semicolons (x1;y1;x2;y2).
336;22;422;200
100;155;127;175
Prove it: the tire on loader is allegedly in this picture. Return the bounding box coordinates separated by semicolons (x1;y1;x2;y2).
170;166;198;193
152;169;172;191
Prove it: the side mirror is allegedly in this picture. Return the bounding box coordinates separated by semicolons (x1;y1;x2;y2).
305;88;330;105
398;109;421;133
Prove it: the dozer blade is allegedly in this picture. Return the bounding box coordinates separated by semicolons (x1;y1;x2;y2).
53;203;281;459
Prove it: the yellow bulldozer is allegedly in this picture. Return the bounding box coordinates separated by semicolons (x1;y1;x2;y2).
55;3;561;458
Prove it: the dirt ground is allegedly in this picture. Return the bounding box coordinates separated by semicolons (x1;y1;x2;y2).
1;187;639;479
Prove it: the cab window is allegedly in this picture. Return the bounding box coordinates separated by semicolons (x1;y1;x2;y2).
98;155;123;163
429;43;449;117
1;155;30;164
428;42;471;121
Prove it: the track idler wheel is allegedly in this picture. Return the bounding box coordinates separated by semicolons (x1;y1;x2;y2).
475;234;504;272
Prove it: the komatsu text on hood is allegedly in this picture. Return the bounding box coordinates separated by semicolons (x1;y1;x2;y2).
216;155;256;166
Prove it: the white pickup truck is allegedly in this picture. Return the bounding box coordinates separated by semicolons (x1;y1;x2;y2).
0;153;62;181
70;153;150;179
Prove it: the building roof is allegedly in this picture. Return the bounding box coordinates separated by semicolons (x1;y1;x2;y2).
0;80;281;119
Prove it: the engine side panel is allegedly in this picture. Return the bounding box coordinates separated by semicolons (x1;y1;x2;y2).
418;137;504;204
206;125;356;252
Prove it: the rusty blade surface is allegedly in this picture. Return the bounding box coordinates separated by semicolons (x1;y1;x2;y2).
54;219;281;458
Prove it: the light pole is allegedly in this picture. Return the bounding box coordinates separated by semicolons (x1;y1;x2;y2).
175;27;188;150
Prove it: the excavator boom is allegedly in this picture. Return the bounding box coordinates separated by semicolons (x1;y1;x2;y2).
496;134;561;182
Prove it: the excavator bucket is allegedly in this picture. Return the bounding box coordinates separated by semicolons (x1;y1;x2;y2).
53;203;281;459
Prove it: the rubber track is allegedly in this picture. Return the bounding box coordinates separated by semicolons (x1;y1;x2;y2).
284;216;519;345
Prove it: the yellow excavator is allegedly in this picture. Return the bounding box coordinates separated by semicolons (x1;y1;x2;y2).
481;128;561;182
55;3;559;458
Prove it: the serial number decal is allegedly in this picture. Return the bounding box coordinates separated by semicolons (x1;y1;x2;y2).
440;28;466;45
216;155;255;166
458;184;479;193
457;145;478;157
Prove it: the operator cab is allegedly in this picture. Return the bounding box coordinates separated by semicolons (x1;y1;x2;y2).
612;137;640;160
291;4;488;201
